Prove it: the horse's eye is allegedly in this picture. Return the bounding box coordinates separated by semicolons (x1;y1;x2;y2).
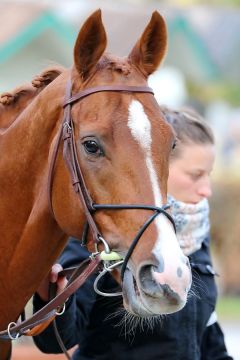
83;140;102;155
172;139;177;150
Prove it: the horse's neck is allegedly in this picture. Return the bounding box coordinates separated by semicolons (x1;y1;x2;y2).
0;87;39;131
0;81;64;244
1;84;63;167
0;200;68;330
0;82;67;329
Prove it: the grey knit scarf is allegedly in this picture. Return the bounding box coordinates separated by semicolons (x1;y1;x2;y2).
168;195;210;256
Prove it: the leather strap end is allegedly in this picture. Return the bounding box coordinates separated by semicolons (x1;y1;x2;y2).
24;316;55;336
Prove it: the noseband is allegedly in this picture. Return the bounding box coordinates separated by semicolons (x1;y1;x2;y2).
48;79;176;286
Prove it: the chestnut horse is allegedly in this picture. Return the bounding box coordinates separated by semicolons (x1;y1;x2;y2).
0;10;191;359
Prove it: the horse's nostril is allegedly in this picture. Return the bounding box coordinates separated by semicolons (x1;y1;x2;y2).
138;264;183;304
139;265;152;285
138;265;162;297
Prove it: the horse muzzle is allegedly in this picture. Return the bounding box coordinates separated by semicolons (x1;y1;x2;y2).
122;257;192;317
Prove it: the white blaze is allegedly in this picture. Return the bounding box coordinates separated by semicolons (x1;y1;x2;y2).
127;100;181;258
128;100;162;205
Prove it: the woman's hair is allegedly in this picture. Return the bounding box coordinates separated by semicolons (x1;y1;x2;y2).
162;107;214;159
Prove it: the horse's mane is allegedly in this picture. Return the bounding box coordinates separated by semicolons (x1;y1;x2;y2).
0;65;65;130
0;55;133;132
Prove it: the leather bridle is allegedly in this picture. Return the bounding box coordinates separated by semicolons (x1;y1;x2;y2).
48;79;176;280
0;79;176;349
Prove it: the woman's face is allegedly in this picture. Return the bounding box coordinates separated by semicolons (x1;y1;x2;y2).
168;142;215;204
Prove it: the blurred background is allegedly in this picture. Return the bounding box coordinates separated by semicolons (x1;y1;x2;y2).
0;0;239;358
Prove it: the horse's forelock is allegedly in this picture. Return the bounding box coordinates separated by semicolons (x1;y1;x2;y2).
97;55;132;76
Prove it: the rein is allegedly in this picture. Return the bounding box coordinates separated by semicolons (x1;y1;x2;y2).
0;80;176;358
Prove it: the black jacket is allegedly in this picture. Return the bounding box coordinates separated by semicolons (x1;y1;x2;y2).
33;237;233;360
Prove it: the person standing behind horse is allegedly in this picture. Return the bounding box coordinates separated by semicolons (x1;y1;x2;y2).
33;107;233;360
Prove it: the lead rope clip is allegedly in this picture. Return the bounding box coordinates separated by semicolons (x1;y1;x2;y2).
55;302;66;316
7;322;20;340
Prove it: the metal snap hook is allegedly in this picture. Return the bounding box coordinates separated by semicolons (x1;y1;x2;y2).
7;322;20;340
103;259;124;272
93;261;123;297
55;303;66;316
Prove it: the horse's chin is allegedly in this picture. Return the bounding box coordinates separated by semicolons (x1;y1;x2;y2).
122;268;186;317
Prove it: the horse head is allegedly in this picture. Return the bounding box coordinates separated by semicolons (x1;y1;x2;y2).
50;10;192;317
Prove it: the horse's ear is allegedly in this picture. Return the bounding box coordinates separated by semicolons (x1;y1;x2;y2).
74;9;107;81
128;11;167;76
